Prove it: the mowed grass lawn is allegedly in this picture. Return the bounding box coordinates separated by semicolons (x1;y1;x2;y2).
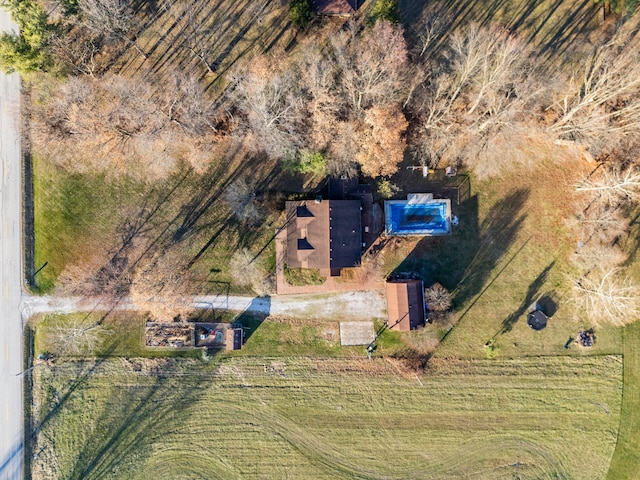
32;150;281;296
32;355;622;480
607;322;640;479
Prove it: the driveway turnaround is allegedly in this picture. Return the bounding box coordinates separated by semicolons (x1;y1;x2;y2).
0;7;23;480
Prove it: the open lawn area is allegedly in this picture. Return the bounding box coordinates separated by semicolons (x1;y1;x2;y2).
32;149;282;296
32;311;361;359
31;355;622;480
26;0;640;478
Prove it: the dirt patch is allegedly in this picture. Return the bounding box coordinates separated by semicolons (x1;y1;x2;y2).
339;321;375;345
145;322;194;347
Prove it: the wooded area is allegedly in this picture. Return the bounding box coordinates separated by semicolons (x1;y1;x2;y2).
4;0;640;322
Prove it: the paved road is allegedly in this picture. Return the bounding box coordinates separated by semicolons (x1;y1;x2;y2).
0;8;23;480
21;291;387;321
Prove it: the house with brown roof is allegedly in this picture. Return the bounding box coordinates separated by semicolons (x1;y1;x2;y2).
312;0;359;15
285;198;362;276
386;279;426;331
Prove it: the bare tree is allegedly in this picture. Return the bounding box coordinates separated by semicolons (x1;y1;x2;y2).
571;201;629;246
159;73;219;136
223;178;260;223
48;315;109;355
47;27;103;77
409;24;539;174
572;242;627;272
414;9;451;59
576;165;640;206
326;121;360;177
129;251;196;322
230;56;307;159
573;267;639;326
229;248;271;295
333;20;409;112
298;41;341;151
550;32;640;140
32;73;221;176
78;0;148;58
57;252;132;301
424;283;452;312
168;1;223;75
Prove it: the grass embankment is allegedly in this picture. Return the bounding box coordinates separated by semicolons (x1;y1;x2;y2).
31;355;621;480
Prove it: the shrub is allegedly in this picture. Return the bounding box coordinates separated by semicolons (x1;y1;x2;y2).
484;338;499;359
377;178;397;199
283;150;327;176
369;0;398;25
283;265;326;286
289;0;314;28
425;283;452;312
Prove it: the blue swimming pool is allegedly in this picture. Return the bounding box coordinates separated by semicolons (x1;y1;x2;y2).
385;199;451;236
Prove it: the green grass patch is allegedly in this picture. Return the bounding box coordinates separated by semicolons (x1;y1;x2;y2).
32;154;280;296
33;312;358;359
231;318;349;357
385;163;624;359
606;321;640;479
33;313;200;358
283;264;326;286
32;155;146;293
31;355;622;479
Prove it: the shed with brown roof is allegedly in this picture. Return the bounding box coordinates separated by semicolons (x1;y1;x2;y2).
285;199;362;272
225;327;244;351
386;280;426;331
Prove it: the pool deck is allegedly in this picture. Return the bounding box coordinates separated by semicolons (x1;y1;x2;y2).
384;197;452;236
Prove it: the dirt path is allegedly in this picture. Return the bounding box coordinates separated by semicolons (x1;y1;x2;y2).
21;291;387;322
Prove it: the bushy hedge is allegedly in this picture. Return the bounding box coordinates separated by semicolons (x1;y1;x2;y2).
289;0;314;28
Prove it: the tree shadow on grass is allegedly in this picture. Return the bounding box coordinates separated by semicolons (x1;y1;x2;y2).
622;208;640;267
400;0;601;63
56;301;270;478
496;260;555;336
538;290;559;317
65;360;209;480
391;188;529;310
32;334;119;444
